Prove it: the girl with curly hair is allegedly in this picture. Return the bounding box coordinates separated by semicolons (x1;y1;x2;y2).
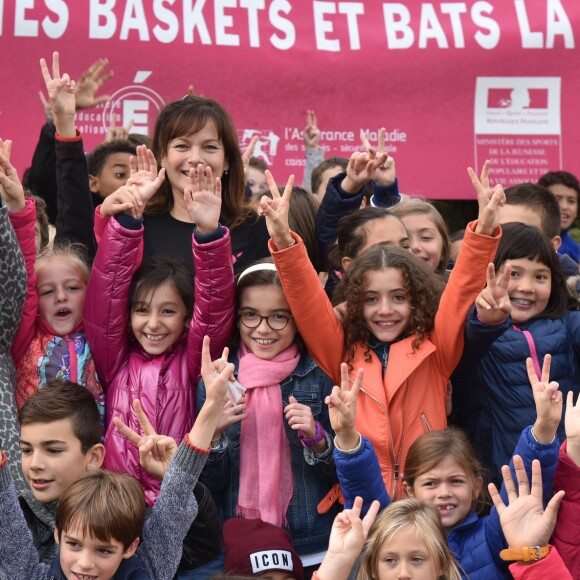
262;159;503;500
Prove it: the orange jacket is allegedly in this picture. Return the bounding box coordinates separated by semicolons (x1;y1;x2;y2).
271;221;501;499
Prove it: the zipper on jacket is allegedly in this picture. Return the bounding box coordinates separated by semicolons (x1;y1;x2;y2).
420;412;431;432
67;335;78;383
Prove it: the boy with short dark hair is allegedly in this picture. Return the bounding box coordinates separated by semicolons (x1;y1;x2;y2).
0;336;231;579
88;139;137;203
539;170;580;262
498;182;579;275
18;379;105;563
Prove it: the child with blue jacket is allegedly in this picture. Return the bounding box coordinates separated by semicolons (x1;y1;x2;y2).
326;354;562;579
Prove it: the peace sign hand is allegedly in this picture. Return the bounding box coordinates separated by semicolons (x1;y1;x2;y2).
528;353;562;444
361;128;396;186
475;262;511;324
303;110;321;149
184;164;222;234
326;363;363;450
259;169;294;249
468;160;505;236
0;139;25;212
40;52;76;121
113;400;178;481
341;149;388;194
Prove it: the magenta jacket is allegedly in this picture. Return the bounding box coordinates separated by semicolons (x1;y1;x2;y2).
84;216;235;506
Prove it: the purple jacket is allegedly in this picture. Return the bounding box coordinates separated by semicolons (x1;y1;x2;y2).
84;216;234;506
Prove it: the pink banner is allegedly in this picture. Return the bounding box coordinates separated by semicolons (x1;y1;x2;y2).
1;0;579;199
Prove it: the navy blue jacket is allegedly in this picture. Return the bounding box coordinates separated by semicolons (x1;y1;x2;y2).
336;427;559;580
453;307;580;484
198;351;339;555
315;172;401;265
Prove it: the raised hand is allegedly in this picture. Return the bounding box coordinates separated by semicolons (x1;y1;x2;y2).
113;400;178;481
527;353;563;444
126;145;166;210
184;164;222;234
317;496;381;580
74;57;113;110
361;128;395;186
38;91;54;125
200;336;234;407
326;363;363;450
303;110;321;150
39;51;76;137
242;135;259;183
100;185;144;219
475;262;512;324
341;150;388;194
0;139;25;212
489;456;564;549
105;116;134;142
565;391;580;466
259;170;294;249
468;160;505;236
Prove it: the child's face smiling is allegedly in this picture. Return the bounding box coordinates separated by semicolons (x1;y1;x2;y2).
238;284;297;360
400;213;444;272
20;419;103;503
406;455;477;533
57;524;139;580
36;259;87;336
362;269;412;343
501;258;552;323
131;281;189;356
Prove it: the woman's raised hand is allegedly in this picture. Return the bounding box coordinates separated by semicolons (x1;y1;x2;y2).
184;163;222;234
469;160;505;236
259;170;294;249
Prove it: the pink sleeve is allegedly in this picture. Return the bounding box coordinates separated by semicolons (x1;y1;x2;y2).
94;205;144;267
508;547;572;579
187;228;236;386
10;198;38;364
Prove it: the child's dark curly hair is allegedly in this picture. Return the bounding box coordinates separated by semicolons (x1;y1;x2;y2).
339;243;445;365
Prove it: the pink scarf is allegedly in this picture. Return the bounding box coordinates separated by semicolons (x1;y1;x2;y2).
236;342;300;527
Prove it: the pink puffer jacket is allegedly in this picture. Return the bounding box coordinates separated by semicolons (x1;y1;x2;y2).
84;216;235;506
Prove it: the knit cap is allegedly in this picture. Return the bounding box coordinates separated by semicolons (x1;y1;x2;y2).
223;518;304;579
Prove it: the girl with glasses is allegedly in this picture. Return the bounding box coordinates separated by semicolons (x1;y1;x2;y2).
196;259;340;571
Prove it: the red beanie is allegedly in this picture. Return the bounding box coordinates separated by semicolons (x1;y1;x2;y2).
223;518;304;580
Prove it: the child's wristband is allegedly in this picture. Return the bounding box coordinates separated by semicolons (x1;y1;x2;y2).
500;545;551;562
184;433;211;455
298;421;325;447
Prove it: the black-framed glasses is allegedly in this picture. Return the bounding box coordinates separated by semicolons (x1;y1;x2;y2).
238;311;293;330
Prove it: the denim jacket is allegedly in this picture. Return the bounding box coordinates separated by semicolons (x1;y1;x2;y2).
197;351;339;555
